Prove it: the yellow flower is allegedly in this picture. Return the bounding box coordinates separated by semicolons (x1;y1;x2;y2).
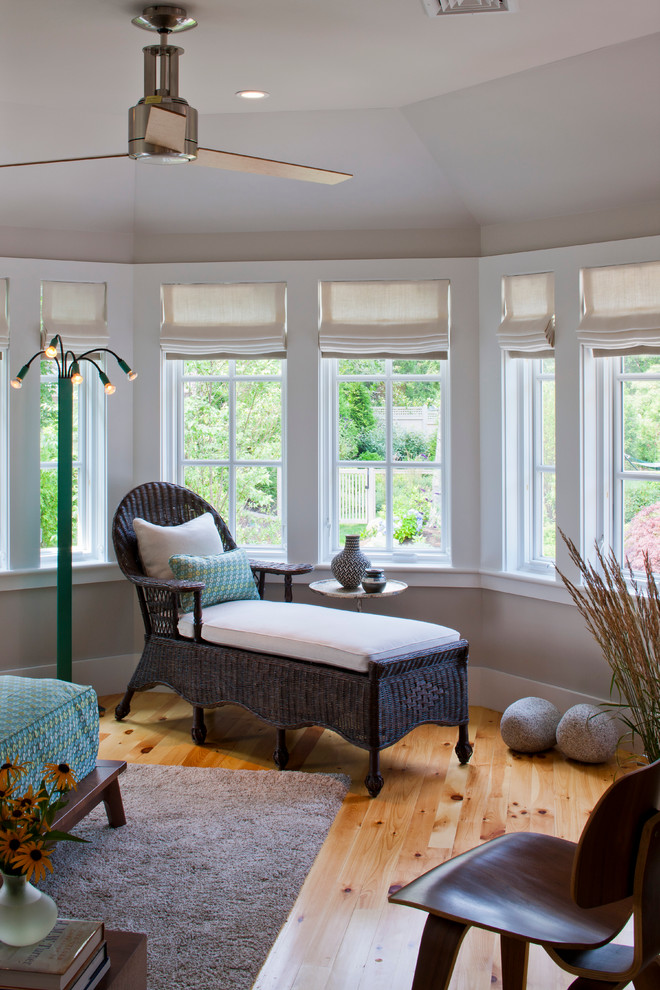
0;825;28;861
15;785;39;814
11;840;54;883
0;760;29;788
43;762;77;791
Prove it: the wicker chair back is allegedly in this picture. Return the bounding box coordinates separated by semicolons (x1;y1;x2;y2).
112;481;236;581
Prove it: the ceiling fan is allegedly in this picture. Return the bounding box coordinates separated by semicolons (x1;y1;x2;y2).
0;5;352;185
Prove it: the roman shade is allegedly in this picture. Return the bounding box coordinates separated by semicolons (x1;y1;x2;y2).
160;282;287;359
41;281;108;352
577;261;660;356
0;279;8;355
497;272;555;358
319;280;450;358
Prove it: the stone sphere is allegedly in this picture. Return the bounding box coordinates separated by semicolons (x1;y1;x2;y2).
556;704;619;764
500;697;561;753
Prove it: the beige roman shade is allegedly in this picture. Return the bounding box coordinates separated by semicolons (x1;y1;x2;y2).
497;272;555;358
577;261;660;356
161;282;287;359
319;279;450;358
41;281;108;352
0;279;8;356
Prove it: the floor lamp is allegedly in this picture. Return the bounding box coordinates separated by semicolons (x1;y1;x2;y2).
11;334;137;682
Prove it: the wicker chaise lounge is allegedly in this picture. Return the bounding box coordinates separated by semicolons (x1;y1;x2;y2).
112;482;473;796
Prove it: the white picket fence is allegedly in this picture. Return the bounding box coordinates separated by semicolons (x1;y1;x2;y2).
339;468;376;524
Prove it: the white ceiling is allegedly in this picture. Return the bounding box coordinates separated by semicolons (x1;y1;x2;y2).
0;0;658;240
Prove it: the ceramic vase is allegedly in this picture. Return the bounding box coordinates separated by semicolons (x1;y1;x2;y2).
0;871;57;946
331;535;371;590
362;568;387;593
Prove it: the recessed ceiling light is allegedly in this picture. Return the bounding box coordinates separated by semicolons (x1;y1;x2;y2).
235;90;270;100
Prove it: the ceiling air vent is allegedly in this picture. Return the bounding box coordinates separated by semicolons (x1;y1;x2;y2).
421;0;516;15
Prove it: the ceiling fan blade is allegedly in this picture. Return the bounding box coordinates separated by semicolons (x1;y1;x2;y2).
193;147;352;184
144;105;187;153
0;153;128;169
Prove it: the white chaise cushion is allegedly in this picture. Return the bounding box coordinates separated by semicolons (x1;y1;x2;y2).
178;599;460;673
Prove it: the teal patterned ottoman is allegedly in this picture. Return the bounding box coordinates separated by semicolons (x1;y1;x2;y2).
0;676;99;793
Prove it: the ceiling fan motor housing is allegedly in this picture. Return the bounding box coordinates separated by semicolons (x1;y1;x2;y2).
128;40;198;162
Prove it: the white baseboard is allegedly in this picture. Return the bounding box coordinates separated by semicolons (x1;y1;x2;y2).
468;666;608;714
4;657;627;739
2;654;141;697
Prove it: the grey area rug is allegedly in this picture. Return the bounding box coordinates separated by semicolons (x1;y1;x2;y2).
40;764;348;990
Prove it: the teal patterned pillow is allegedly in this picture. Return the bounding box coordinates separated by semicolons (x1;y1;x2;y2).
169;548;259;613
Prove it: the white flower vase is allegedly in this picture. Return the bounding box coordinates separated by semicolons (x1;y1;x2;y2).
0;871;57;946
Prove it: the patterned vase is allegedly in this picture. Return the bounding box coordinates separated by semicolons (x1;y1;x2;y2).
0;871;58;946
331;535;371;590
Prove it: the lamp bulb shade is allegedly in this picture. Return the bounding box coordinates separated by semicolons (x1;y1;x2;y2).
118;358;138;381
10;377;23;389
44;344;58;359
70;363;83;385
104;381;116;395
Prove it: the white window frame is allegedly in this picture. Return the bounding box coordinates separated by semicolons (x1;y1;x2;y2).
586;352;660;572
321;357;450;565
0;349;7;570
39;359;106;564
162;358;287;557
503;354;556;573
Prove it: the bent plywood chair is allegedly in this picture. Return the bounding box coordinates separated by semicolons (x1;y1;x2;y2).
390;758;660;989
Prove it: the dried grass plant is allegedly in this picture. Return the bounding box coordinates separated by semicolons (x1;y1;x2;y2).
556;532;660;763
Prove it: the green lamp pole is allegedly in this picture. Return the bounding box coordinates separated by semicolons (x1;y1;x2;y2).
11;335;137;682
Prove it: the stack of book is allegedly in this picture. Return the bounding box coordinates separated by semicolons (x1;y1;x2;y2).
0;919;109;990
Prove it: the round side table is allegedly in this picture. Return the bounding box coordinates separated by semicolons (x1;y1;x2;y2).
309;578;408;612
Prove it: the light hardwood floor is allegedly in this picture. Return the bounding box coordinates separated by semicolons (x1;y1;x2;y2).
98;692;624;990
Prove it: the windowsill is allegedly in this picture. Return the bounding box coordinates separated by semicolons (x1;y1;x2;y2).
0;561;123;592
0;559;575;603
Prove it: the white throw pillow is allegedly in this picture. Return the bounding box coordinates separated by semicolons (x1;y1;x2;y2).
133;513;224;580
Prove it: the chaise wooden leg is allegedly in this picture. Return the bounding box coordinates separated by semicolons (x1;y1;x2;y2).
501;935;529;990
191;706;207;745
102;778;127;828
114;689;134;721
455;722;473;764
411;915;469;990
365;748;384;797
273;728;289;770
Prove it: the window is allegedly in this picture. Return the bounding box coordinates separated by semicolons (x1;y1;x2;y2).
504;357;556;569
163;358;285;549
0;279;7;570
39;281;109;563
325;358;447;559
579;261;660;574
500;272;556;571
320;279;450;562
39;358;106;559
160;282;287;553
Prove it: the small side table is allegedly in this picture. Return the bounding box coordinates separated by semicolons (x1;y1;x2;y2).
249;561;315;602
309;578;408;612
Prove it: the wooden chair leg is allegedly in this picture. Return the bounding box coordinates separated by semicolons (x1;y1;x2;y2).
102;778;127;828
501;935;529;990
633;958;660;990
411;915;469;990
